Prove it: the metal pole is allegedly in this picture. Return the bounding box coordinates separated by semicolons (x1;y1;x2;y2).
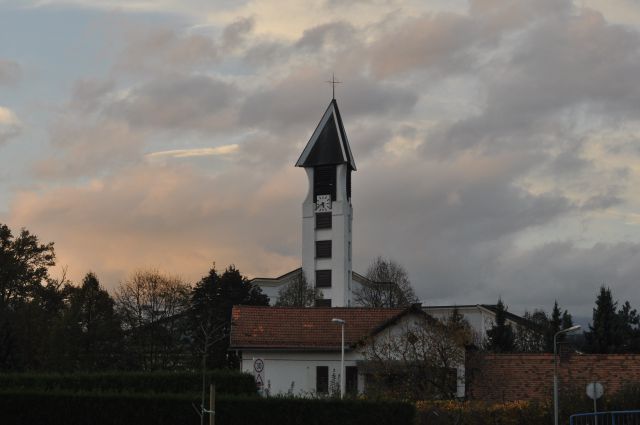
201;353;206;425
340;323;345;399
593;382;597;425
553;325;581;425
209;384;215;425
554;332;559;425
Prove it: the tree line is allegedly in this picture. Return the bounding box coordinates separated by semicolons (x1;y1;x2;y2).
485;288;640;354
0;223;268;371
2;221;640;373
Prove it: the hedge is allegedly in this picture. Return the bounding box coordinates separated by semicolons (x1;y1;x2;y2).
415;400;549;425
0;391;415;425
0;370;256;396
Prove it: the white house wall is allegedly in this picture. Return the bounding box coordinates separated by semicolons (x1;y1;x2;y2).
240;350;363;396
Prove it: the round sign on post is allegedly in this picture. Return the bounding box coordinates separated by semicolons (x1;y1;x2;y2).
254;358;264;373
586;382;604;400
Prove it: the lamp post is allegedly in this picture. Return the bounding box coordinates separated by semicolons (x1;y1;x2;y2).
332;318;346;398
554;325;581;425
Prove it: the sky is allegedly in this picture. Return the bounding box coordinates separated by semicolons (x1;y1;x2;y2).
2;0;640;321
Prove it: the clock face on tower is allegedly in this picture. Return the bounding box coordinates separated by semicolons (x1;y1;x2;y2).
315;194;332;212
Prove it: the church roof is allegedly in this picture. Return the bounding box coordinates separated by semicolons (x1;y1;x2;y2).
229;305;424;351
295;99;356;170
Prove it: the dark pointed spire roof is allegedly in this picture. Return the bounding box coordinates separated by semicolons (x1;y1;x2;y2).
295;99;356;170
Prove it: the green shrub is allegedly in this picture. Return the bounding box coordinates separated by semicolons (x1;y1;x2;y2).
0;391;415;425
0;390;194;425
415;400;549;425
0;370;256;396
218;396;415;425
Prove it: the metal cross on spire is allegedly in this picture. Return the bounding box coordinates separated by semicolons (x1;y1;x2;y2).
325;73;342;100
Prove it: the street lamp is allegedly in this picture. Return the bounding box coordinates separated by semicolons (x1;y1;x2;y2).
554;325;581;425
332;318;346;398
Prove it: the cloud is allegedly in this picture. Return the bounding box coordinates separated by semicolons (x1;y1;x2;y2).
0;106;21;145
34;118;144;179
6;161;303;290
115;25;218;75
0;60;21;85
493;241;640;316
146;144;239;160
221;16;255;51
6;0;640;320
239;68;418;134
109;74;238;132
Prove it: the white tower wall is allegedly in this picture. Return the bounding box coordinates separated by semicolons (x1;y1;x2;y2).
301;164;353;307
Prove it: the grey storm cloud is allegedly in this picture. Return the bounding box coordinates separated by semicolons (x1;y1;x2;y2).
425;6;640;157
493;241;640;316
351;153;573;298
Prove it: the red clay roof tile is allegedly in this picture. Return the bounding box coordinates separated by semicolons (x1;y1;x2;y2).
229;306;408;350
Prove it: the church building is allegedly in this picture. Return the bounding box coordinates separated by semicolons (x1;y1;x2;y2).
251;98;381;307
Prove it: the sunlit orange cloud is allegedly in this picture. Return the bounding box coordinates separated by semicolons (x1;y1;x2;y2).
6;162;302;292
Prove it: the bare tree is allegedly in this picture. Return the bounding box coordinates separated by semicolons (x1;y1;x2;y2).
115;269;190;369
363;309;472;400
354;256;417;308
275;272;320;307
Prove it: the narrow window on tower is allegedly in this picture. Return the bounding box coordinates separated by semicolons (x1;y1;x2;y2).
315;270;331;288
315;240;332;258
315;212;332;229
347;169;352;200
314;165;336;201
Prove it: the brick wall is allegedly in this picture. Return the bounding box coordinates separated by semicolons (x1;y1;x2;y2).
467;351;640;402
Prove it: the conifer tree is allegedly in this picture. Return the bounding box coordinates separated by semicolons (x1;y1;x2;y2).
586;286;620;353
189;265;268;368
486;298;515;352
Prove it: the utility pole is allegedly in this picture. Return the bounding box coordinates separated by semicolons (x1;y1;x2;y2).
209;384;215;425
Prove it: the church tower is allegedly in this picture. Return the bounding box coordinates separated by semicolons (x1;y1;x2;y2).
296;99;356;307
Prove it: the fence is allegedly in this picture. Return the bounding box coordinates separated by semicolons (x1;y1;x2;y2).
570;410;640;425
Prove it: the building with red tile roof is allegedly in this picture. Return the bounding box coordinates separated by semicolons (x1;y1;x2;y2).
228;304;470;397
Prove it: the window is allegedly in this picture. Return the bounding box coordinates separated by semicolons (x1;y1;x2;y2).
315;240;332;258
315;299;331;307
316;212;332;229
346;366;358;395
316;366;329;393
315;270;331;288
314;165;336;201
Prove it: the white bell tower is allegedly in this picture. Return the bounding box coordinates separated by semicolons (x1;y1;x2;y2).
295;99;356;307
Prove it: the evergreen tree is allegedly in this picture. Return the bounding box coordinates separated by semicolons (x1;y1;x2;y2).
53;273;123;370
586;286;621;353
617;300;640;352
189;265;269;369
543;301;562;352
561;309;574;330
486;298;515;352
